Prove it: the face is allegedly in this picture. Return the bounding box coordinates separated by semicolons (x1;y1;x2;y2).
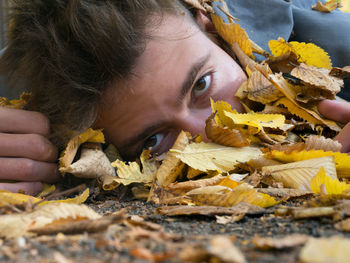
95;14;246;160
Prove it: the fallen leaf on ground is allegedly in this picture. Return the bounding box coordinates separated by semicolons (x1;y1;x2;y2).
252;234;309;250
310;167;350;195
299;236;350;263
171;142;262;173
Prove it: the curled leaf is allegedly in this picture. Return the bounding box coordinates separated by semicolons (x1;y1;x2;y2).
310;167;350;195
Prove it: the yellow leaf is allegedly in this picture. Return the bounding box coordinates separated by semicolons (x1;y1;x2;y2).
210;99;237;128
219;176;240;189
37;184;56;198
0;203;101;239
0;92;31;109
312;0;342;12
300;236;350;263
205;115;250;147
39;188;90;205
266;149;350;178
59;128;105;174
171;142;262;173
268;37;332;69
310;167;350;194
262;157;337;190
224;111;286;132
211;13;254;58
108;150;158;188
275;97;340;132
0;190;41;207
155;131;189;187
187;183;278;208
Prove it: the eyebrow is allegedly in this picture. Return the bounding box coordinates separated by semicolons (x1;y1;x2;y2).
121;52;211;153
177;52;211;105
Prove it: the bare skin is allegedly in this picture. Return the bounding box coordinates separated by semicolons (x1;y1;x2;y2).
0;107;60;195
0;13;349;195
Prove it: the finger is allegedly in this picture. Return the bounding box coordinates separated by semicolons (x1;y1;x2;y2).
0;133;58;162
0;158;60;183
0;107;50;136
0;182;43;196
318;100;350;124
335;122;350;153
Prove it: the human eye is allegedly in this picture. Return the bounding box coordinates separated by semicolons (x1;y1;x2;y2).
142;133;164;151
192;72;213;98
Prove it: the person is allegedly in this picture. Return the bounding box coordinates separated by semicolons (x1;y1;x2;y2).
0;0;349;195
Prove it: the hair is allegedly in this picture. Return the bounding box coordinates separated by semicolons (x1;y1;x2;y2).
0;0;192;147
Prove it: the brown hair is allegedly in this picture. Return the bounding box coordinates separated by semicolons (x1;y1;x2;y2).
0;0;190;147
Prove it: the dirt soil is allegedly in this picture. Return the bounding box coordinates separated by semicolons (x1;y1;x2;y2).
1;192;349;263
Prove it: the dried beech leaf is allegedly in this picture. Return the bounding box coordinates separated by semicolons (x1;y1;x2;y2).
171;142;262;173
310;167;350;195
0;203;101;238
262;157;337;190
275;97;340;131
305;135;342;152
187;183;278;208
224;111;286;131
59;128;105;173
211;13;253;59
266;150;350;177
246;71;283;103
187;167;205;179
265;52;300;73
208;236;247;263
300;236;350;263
216;214;245;224
257;188;312;199
205;115;250;147
253;234;309;250
156;203;264;216
0;92;31;109
109;150;158;187
291;63;342;95
330;66;350;78
155;131;190;187
166;174;225;195
312;0;342;12
268;37;332;69
266;143;305;154
335;218;350;232
61;147;115;179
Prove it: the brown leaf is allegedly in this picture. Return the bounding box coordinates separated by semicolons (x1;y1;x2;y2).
61;144;116;179
216;214;245;224
156;203;264;216
155;131;190;187
291;206;335;219
247;70;283;104
329;66;350;78
252;234;309;250
257;188;312;200
291;63;342;95
335;218;350;232
304;135;342;152
265;52;300;73
205;115;250;147
208;236;246;263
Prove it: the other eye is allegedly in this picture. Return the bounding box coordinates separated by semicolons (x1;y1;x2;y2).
192;73;212;97
143;133;164;150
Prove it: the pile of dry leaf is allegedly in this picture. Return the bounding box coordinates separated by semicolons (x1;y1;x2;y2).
1;0;350;262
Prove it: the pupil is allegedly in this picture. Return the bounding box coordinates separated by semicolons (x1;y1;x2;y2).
144;135;157;149
196;78;206;90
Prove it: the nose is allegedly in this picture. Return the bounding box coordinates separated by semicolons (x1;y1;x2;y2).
176;108;212;142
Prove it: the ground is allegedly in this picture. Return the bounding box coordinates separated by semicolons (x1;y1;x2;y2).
1;194;349;263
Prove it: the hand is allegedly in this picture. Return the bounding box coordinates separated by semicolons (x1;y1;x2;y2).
318;99;350;153
0;107;60;195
